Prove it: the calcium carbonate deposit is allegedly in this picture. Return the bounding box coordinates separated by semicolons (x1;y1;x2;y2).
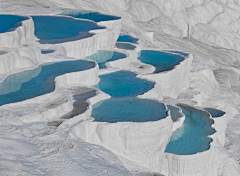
0;0;240;176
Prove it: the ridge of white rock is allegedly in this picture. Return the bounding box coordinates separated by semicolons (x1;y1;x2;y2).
0;16;36;47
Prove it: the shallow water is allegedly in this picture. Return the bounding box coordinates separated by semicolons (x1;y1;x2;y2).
32;16;104;44
165;105;216;155
93;70;154;97
92;97;167;123
58;10;120;22
117;34;138;43
204;108;225;118
86;50;126;69
0;60;95;106
138;50;184;73
116;42;136;50
0;14;28;33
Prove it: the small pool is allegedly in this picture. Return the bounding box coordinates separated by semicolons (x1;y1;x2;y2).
165;105;216;155
58;10;120;22
167;105;182;121
138;50;184;73
0;14;28;33
92;97;167;123
32;16;104;44
204;108;225;118
86;50;126;69
116;42;136;50
0;60;95;106
41;49;55;54
117;34;138;43
164;50;189;57
93;70;154;97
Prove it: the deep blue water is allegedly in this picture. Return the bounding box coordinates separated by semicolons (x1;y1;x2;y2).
58;10;120;22
165;105;216;155
117;34;138;43
41;49;55;54
86;50;126;69
204;108;225;118
0;15;28;33
138;50;184;73
167;105;182;121
0;60;95;106
93;71;154;97
116;42;136;50
32;16;104;44
165;50;189;57
92;97;167;123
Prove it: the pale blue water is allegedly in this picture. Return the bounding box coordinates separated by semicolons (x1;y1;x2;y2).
138;50;184;73
117;34;138;43
0;60;95;106
165;50;189;57
116;42;136;50
32;16;104;44
0;15;28;33
167;105;182;121
92;97;167;123
58;10;120;22
165;105;216;155
86;50;126;69
204;108;225;118
94;71;154;97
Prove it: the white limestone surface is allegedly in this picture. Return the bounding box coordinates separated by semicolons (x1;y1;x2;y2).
139;53;193;99
0;16;36;47
69;109;173;172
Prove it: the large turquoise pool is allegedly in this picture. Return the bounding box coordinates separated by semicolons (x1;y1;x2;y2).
138;50;184;73
165;105;216;155
86;50;126;69
92;97;167;123
93;71;154;97
58;10;120;22
0;14;28;33
32;16;104;44
0;60;95;106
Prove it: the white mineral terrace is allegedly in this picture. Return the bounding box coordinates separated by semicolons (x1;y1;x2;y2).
0;1;240;176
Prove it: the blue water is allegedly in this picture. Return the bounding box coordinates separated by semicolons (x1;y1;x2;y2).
138;50;185;73
92;97;167;123
41;49;55;54
165;50;189;57
165;105;216;155
32;16;104;44
94;71;154;97
58;10;120;22
86;50;126;69
116;42;136;50
0;60;95;106
167;105;182;121
0;15;28;33
117;34;138;43
204;108;225;118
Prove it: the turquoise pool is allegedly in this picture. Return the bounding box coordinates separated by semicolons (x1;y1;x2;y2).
0;14;28;33
204;108;225;118
58;10;120;22
167;105;182;121
86;50;126;69
0;60;95;106
138;50;184;73
165;105;216;155
92;97;167;123
117;34;138;43
32;16;104;44
93;71;154;97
